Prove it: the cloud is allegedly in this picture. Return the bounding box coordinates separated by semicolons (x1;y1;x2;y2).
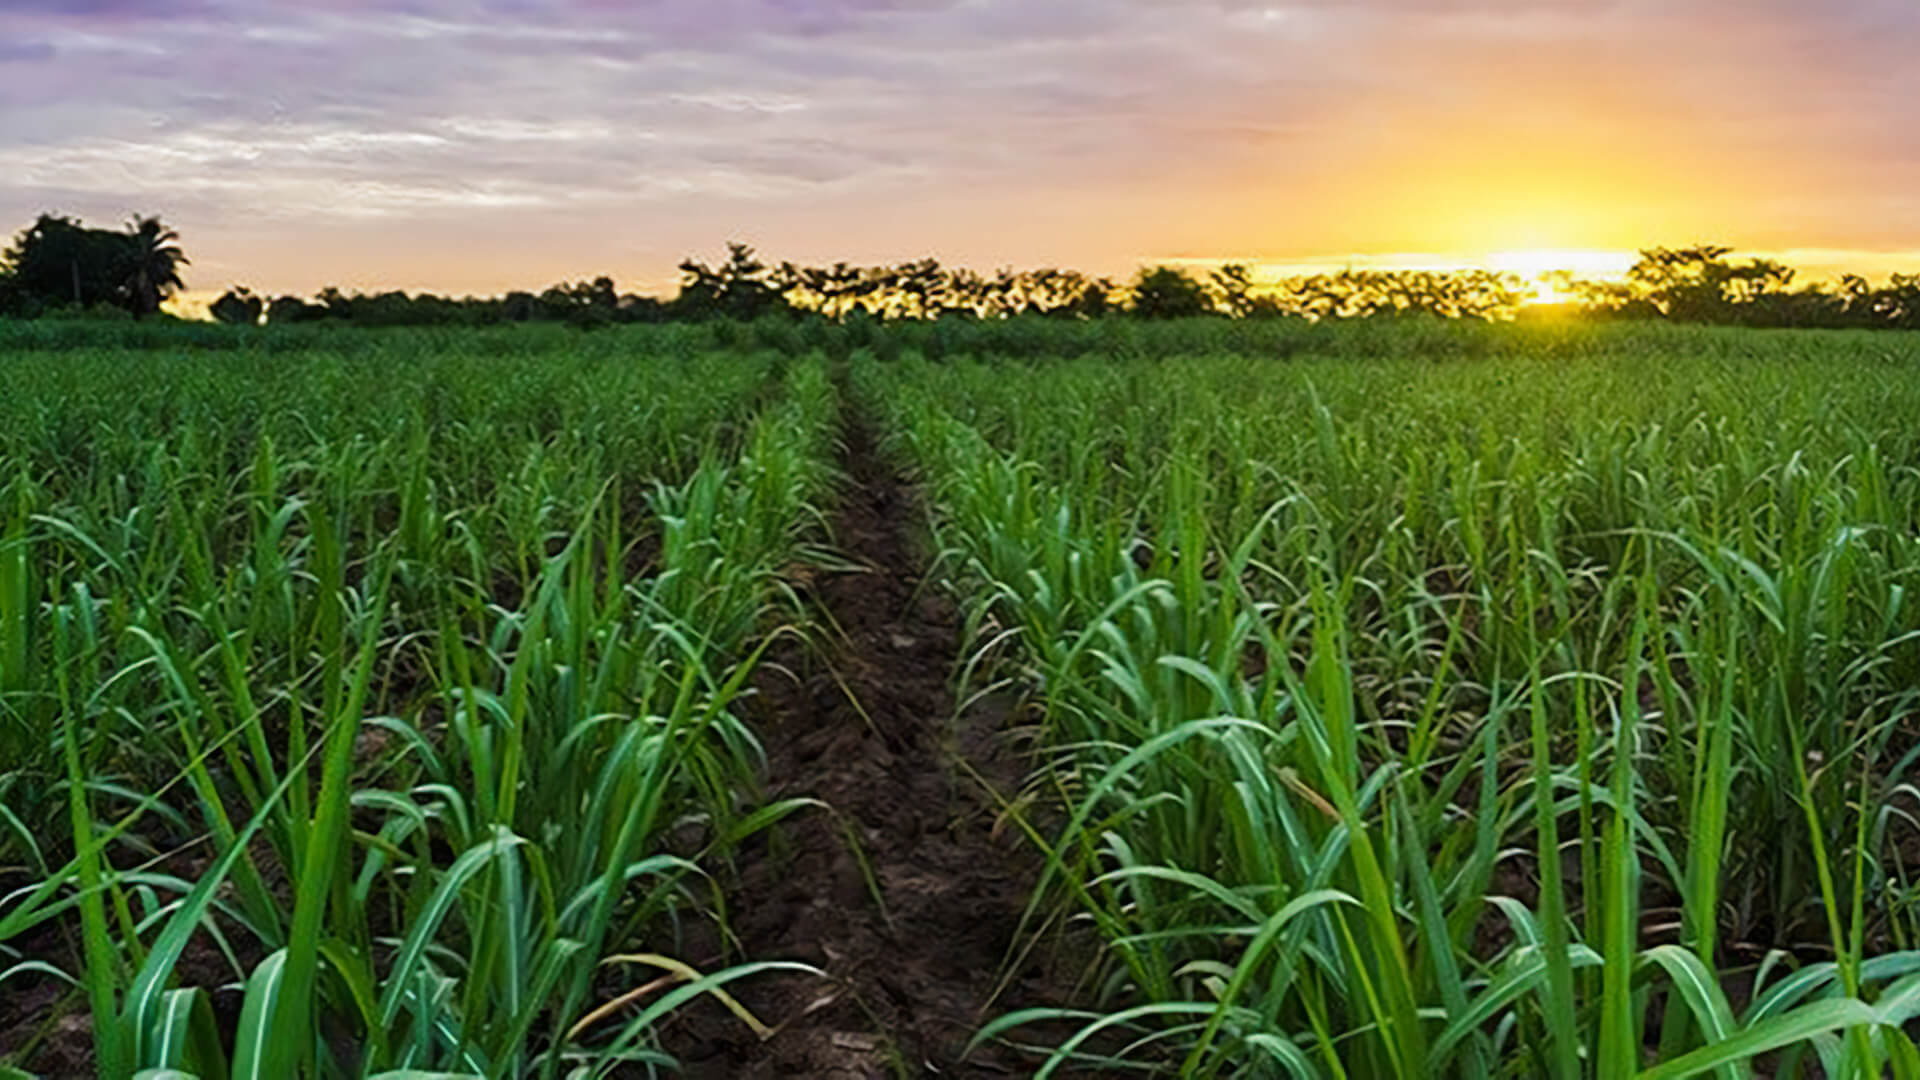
0;40;57;62
4;0;204;16
0;0;1914;292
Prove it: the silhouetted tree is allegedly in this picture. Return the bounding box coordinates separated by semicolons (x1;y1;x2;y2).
314;286;354;320
1209;264;1262;318
503;290;539;322
811;261;869;319
1576;246;1807;325
1637;247;1784;319
844;258;943;319
586;275;618;310
119;215;188;317
1626;245;1734;319
1263;268;1527;321
1128;266;1212;318
939;267;990;319
3;214;135;312
267;294;327;323
675;242;791;320
1066;276;1119;318
209;286;263;325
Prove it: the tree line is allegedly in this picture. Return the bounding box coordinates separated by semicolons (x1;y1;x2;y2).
1570;245;1920;329
3;214;1917;330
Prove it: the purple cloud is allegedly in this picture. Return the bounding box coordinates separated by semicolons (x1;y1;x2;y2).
4;0;204;15
0;0;1915;295
0;39;57;61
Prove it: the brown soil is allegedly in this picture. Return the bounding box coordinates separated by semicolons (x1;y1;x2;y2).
0;916;90;1077
0;845;267;1076
666;406;1081;1078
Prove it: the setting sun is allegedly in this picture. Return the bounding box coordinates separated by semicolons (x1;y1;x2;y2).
1483;249;1633;305
1485;249;1636;280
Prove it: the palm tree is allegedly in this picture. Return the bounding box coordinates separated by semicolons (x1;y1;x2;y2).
119;215;188;318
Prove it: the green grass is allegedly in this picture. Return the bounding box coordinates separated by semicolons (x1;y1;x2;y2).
7;317;1920;1078
853;321;1920;1077
1;331;835;1076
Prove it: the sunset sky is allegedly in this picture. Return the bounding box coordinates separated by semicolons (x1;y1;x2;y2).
3;0;1918;301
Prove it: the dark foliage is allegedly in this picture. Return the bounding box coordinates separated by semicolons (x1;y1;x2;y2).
1271;269;1530;320
120;215;189;318
1128;265;1214;319
676;242;791;320
0;213;187;318
1576;246;1920;329
6;213;1919;331
209;286;264;326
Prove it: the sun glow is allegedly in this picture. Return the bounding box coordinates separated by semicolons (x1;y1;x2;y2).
1527;277;1572;305
1215;247;1638;306
1486;248;1635;304
1485;248;1636;279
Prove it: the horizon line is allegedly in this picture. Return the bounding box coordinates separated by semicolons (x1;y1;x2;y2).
154;244;1920;319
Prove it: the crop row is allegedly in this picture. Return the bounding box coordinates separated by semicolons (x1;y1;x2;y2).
1;340;835;1077
855;330;1920;1078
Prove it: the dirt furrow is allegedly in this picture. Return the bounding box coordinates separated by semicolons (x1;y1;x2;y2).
670;403;1065;1078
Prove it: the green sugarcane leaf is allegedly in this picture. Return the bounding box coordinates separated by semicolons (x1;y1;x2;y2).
1640;999;1879;1080
377;826;528;1029
231;949;288;1080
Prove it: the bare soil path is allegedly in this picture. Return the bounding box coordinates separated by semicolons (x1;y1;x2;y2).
670;398;1071;1078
